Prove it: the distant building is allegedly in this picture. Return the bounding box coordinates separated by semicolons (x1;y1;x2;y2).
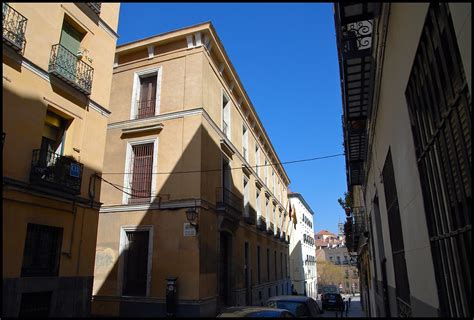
316;246;359;294
315;230;344;249
288;192;317;299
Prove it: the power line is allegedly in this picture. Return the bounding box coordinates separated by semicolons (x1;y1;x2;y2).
100;153;345;175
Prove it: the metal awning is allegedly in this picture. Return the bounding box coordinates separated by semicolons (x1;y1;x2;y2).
335;3;380;187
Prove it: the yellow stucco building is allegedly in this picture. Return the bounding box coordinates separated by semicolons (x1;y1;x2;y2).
91;22;293;317
3;3;120;317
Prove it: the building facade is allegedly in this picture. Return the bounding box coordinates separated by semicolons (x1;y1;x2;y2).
288;192;317;299
316;246;359;294
91;22;292;317
335;2;471;317
3;3;120;317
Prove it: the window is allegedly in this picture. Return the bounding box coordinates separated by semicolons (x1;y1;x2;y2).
255;143;260;177
19;292;52;317
222;91;231;139
243;177;249;217
280;252;283;279
121;229;152;296
21;223;63;277
123;139;158;204
242;124;248;161
264;158;268;185
405;3;471;317
382;149;411;315
274;250;277;281
272;206;277;233
256;190;261;218
272;170;275;193
39;111;67;166
257;245;261;284
131;68;161;119
265;197;270;221
267;248;270;282
58;20;84;83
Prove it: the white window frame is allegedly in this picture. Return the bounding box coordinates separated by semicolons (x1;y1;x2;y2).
256;189;261;218
117;225;154;297
130;67;162;120
242;124;248;162
243;176;249;217
221;89;231;141
122;137;159;205
255;143;260;177
272;170;275;194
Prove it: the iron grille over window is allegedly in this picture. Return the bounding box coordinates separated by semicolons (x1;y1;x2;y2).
19;292;52;317
2;3;27;54
21;224;63;277
382;150;411;316
405;3;471;317
86;3;101;14
129;143;153;204
48;44;93;95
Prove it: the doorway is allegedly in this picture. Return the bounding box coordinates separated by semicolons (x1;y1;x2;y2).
219;232;232;307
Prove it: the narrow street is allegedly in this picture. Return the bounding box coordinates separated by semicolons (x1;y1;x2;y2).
316;294;365;318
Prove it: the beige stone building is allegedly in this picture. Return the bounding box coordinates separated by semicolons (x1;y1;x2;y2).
335;2;471;317
3;2;120;317
91;22;292;317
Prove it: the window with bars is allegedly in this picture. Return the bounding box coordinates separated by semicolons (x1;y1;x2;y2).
405;3;471;317
19;291;52;317
136;75;157;119
128;143;154;204
21;224;63;277
382;149;411;316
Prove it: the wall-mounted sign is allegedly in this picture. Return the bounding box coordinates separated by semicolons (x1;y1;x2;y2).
183;223;196;236
70;163;80;177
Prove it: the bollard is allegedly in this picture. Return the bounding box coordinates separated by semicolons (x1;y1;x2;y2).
166;277;178;317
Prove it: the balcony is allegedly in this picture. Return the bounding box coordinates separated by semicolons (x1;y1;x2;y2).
275;227;281;239
216;187;242;221
244;206;256;225
30;149;83;195
135;100;156;119
3;3;27;53
256;215;266;231
86;3;101;14
267;222;274;235
48;44;93;95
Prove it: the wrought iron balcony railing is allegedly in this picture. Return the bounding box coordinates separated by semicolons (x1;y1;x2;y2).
3;3;27;53
135;100;156;119
244;206;256;225
30;149;83;195
267;222;275;234
257;215;266;231
86;3;101;14
216;187;243;219
275;227;281;239
48;44;93;95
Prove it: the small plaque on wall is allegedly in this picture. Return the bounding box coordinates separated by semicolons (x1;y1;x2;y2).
184;223;196;236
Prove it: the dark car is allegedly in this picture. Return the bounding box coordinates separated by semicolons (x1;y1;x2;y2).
217;306;295;318
266;295;324;318
321;292;345;311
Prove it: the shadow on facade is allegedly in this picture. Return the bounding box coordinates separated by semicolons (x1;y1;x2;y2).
92;122;260;317
2;87;106;317
289;240;305;295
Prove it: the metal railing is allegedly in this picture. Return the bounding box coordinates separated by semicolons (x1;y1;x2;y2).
87;3;101;14
257;215;267;231
48;44;93;95
244;206;257;225
275;227;281;238
397;297;412;317
30;149;83;194
267;222;275;234
135;100;156;119
3;3;27;53
216;187;243;217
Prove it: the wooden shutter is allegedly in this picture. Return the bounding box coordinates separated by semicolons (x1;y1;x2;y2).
129;143;153;204
60;21;82;54
137;76;157;119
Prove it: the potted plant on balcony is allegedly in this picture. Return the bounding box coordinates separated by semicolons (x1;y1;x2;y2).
337;191;352;216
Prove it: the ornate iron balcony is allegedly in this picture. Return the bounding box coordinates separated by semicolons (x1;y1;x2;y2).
87;3;101;14
3;3;27;53
30;149;83;195
48;44;93;95
216;187;243;220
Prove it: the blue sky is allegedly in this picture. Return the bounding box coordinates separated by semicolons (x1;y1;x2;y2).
117;3;346;235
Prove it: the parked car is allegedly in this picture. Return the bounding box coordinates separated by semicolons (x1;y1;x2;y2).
321;292;345;311
217;306;295;318
321;285;340;295
266;295;324;317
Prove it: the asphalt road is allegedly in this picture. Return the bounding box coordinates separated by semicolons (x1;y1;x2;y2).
316;294;366;318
